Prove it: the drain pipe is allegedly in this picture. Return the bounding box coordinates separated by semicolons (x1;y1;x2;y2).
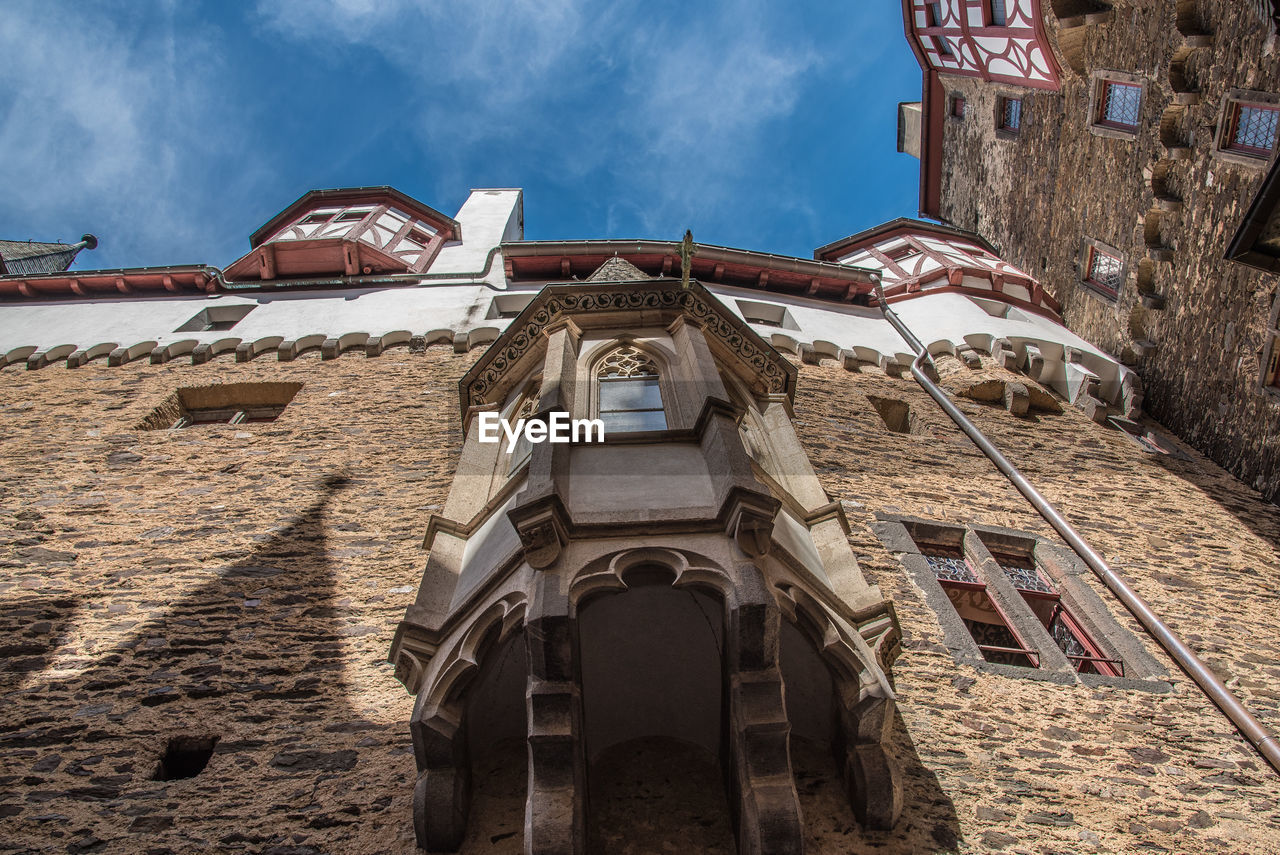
872;277;1280;774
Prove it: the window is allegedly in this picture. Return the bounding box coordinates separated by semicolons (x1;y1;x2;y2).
989;552;1122;675
926;1;943;26
1215;90;1280;165
596;345;667;432
1227;103;1279;157
998;97;1022;133
505;389;538;474
1266;333;1280;389
950;95;966;119
1097;81;1142;131
174;305;255;333
934;36;954;57
138;382;302;431
923;546;1039;668
736;299;797;330
487;293;537;320
1084;245;1124;299
873;516;1168;688
987;0;1007;26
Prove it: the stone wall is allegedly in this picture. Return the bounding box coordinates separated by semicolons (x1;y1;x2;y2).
933;0;1280;500
0;347;476;855
794;353;1280;853
3;343;1280;853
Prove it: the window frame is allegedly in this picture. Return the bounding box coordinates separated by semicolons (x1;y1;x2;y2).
995;95;1023;138
872;514;1169;690
592;343;670;434
1087;70;1145;139
985;0;1008;27
949;93;966;120
1079;238;1126;302
1214;89;1280;168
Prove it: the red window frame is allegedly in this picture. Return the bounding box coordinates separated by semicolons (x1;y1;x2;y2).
924;548;1040;668
1084;246;1123;298
998;97;1022;132
1225;101;1280;158
986;0;1007;27
1096;80;1142;131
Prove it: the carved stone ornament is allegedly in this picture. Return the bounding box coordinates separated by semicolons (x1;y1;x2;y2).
507;499;570;569
461;281;795;410
722;490;780;558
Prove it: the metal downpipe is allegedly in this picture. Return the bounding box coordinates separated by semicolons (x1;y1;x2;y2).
872;278;1280;774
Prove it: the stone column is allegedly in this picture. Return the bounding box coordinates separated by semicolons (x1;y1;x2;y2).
524;572;585;855
725;563;805;855
411;707;470;851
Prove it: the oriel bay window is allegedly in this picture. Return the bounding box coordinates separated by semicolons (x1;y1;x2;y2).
596;345;667;432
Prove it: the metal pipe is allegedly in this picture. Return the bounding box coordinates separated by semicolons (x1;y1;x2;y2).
872;276;1280;774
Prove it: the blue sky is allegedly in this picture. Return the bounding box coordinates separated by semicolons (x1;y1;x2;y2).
0;0;922;271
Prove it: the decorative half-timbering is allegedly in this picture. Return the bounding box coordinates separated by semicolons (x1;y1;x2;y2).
902;0;1061;90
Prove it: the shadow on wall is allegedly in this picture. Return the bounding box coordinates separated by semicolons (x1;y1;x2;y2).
793;708;962;854
0;473;397;849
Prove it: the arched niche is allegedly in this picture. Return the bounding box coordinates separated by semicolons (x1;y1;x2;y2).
576;565;735;853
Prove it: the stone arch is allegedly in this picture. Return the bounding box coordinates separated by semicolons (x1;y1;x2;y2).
321;331;369;359
235;336;283;362
26;344;76;370
1;346;37;368
574;556;735;852
278;334;325;361
192;337;241;364
411;593;527;853
109;341;157;367
365;329;412;356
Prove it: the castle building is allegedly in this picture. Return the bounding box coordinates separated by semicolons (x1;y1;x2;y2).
898;0;1280;501
1;183;1279;854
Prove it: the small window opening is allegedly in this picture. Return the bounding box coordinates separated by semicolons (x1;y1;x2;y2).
1265;333;1280;388
138;382;302;431
988;0;1007;25
153;735;218;781
597;346;667;432
866;395;915;434
174;305;255;333
1096;81;1142;131
999;97;1022;132
951;95;966;118
923;547;1037;668
1227;102;1280;157
736;300;797;330
487;293;538;320
926;1;943;26
934;36;953;57
1085;246;1123;299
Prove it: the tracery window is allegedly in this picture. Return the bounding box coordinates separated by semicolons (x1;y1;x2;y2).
597;346;667;432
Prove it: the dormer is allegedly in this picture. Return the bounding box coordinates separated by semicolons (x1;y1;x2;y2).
223;186;460;282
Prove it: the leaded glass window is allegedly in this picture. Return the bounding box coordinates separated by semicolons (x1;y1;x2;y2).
597;346;667;432
1085;247;1123;298
993;553;1055;595
925;553;979;584
1098;81;1141;130
999;97;1022;132
1229;103;1280;156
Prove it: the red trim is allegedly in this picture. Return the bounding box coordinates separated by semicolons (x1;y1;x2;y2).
879;283;1062;321
0;268;213;300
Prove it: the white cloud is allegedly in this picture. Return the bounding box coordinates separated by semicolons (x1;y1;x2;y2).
0;2;263;267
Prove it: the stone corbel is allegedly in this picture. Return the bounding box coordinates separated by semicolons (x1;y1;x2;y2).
507;496;571;570
720;488;780;559
840;692;903;831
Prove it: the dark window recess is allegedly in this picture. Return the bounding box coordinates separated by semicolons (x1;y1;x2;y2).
988;0;1007;26
934;35;953;57
927;1;943;26
866;395;915;434
153;735;218;781
1097;81;1142;130
1228;103;1280;156
174;305;255;333
1085;247;1123;298
951;96;966;118
924;549;1038;668
138;382;303;431
999;97;1022;132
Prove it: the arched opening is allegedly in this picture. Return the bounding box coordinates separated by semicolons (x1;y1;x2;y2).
779;619;860;850
577;571;734;853
458;629;529;854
